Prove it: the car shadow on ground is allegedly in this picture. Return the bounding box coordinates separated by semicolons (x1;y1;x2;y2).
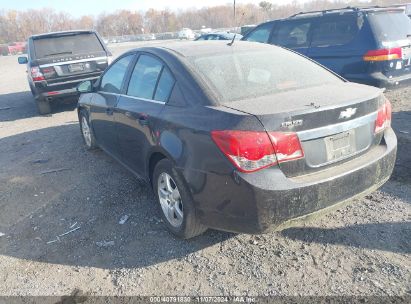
0;91;78;122
0;124;233;270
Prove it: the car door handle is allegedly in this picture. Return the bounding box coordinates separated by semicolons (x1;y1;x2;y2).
106;108;114;116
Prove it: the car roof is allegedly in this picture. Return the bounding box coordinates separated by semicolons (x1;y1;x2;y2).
130;41;279;58
254;6;407;25
31;30;97;39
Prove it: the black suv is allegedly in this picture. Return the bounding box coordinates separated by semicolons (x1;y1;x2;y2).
242;7;411;89
18;30;112;114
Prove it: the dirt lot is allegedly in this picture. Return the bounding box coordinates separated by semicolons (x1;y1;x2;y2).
0;42;410;298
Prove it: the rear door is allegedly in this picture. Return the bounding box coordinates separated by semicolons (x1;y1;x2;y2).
91;54;135;158
306;14;370;77
115;54;176;176
269;19;313;55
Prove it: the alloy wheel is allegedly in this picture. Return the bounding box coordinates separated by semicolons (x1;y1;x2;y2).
81;116;92;147
157;172;184;227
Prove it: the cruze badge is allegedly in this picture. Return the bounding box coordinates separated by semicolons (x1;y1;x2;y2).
281;119;303;128
339;107;357;119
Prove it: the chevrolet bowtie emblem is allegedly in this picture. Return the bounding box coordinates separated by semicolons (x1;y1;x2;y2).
339;107;357;119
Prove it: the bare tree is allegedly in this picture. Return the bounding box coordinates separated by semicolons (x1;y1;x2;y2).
0;0;409;43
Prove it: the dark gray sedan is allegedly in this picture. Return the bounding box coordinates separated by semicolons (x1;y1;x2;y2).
77;41;397;239
195;32;243;41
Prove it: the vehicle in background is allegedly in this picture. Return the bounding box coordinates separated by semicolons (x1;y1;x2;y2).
76;41;396;239
200;27;212;34
241;24;256;36
8;42;27;55
155;32;177;40
195;32;243;41
242;7;411;89
141;34;156;41
0;44;9;56
18;30;112;114
178;28;195;40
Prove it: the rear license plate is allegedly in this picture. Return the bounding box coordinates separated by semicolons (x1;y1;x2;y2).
68;63;84;72
324;130;356;162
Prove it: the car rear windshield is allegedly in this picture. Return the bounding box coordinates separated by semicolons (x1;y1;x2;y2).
188;48;342;103
368;11;411;42
33;33;104;59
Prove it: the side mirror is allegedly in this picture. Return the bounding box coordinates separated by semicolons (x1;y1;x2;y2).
77;80;93;93
18;56;28;64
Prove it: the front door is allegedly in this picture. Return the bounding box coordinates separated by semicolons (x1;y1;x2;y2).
269;19;314;56
90;54;134;158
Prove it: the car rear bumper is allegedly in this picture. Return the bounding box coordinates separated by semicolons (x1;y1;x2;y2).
347;71;411;89
34;75;100;101
192;128;397;234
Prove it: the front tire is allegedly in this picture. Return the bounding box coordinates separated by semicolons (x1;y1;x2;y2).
153;159;207;239
79;109;97;150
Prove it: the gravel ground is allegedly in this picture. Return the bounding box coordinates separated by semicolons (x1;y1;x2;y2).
0;42;410;298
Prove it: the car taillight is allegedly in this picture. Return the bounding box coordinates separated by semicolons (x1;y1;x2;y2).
268;132;304;163
211;130;304;173
364;48;402;62
41;66;56;78
30;66;45;81
211;130;277;173
375;98;392;134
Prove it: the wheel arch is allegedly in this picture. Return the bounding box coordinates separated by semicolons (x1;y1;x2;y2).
148;151;168;186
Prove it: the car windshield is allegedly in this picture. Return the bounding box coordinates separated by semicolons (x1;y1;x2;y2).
368;11;411;43
33;33;104;58
188;48;342;103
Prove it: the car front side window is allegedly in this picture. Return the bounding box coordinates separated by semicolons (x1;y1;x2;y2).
244;23;274;43
100;54;134;94
271;21;312;48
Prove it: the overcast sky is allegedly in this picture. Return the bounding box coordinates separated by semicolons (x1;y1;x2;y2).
0;0;317;16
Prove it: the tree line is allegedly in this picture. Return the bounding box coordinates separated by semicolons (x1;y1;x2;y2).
0;0;409;43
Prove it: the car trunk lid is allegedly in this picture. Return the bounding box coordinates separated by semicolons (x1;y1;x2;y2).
36;53;108;82
32;32;108;82
223;83;385;177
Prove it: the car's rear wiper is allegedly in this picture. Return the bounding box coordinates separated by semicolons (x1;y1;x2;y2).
44;51;73;57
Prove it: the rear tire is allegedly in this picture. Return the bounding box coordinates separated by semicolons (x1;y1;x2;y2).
79;109;98;150
36;98;51;115
153;159;207;239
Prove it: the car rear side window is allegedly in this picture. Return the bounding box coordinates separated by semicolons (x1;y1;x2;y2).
244;23;274;43
271;21;312;48
33;33;105;59
127;55;163;100
310;16;359;47
154;68;175;102
100;55;133;94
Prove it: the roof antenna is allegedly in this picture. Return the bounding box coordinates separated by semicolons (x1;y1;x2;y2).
227;0;237;46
